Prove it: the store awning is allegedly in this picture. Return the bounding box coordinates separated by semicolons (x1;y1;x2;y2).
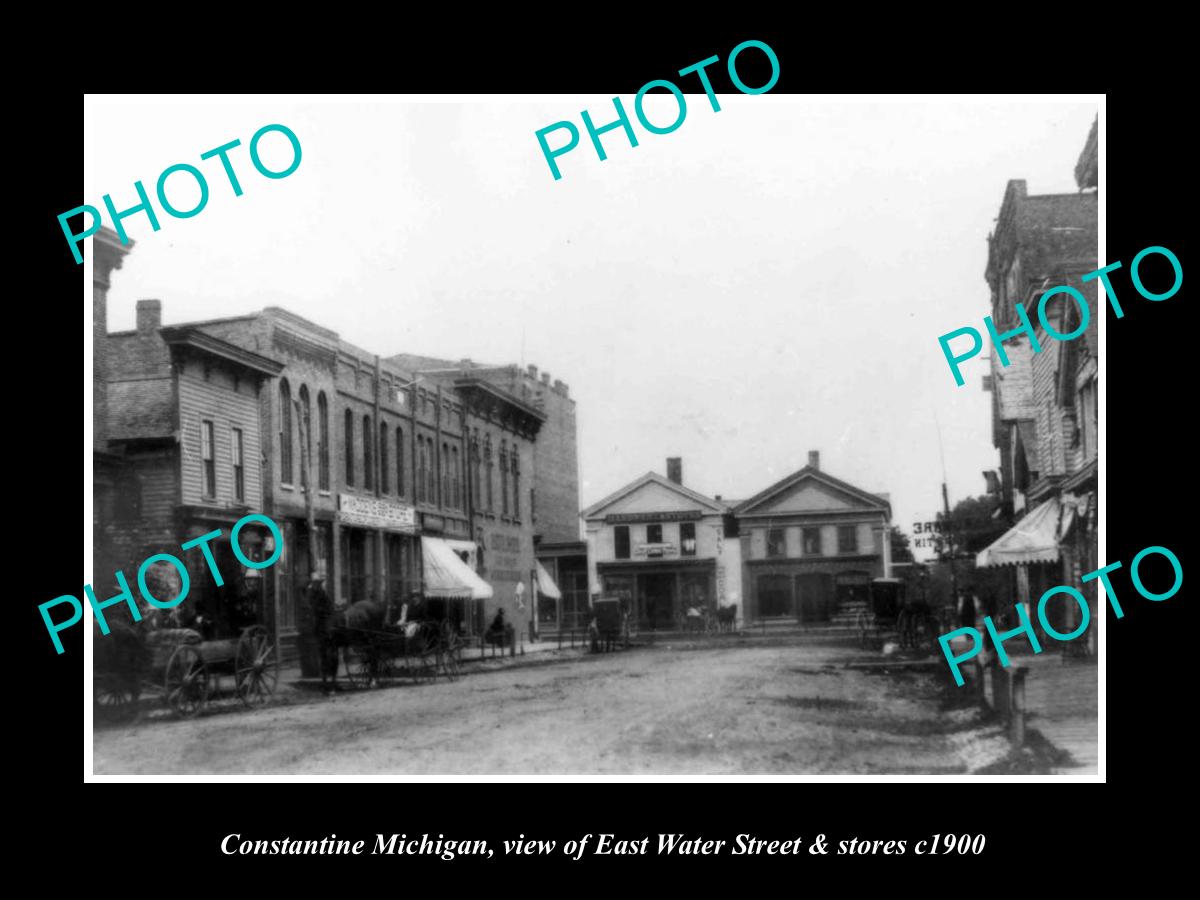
422;537;493;599
975;497;1061;569
535;560;562;600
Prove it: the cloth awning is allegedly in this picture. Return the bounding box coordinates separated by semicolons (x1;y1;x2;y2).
535;560;562;600
422;537;493;599
975;497;1061;569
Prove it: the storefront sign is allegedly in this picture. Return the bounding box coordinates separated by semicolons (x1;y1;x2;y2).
635;542;676;558
607;511;701;524
339;494;416;533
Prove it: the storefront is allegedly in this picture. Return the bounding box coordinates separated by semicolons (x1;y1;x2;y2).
597;558;717;630
422;535;493;637
337;493;419;620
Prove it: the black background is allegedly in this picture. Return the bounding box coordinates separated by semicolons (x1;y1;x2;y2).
20;20;1190;884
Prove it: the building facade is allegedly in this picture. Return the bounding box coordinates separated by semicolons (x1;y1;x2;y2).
581;459;741;631
976;122;1099;650
733;452;891;625
388;356;587;637
99;301;283;633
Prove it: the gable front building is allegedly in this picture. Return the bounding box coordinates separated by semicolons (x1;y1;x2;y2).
733;452;892;625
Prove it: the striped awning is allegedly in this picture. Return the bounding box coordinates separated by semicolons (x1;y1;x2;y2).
975;497;1061;568
422;537;493;599
535;560;562;600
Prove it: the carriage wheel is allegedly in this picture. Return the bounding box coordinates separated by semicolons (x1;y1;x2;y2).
441;633;462;681
409;634;437;684
165;644;208;718
235;626;279;706
344;645;376;689
856;610;869;649
94;676;138;723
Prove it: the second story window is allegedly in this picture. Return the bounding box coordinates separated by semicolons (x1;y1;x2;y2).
766;527;785;558
484;435;494;512
396;427;405;497
317;392;330;491
614;525;631;559
511;447;520;519
298;385;310;489
279;379;293;484
500;441;509;516
363;415;374;491
802;528;822;555
344;409;355;486
201;420;216;498
681;522;697;556
646;523;663;544
838;525;857;554
380;421;389;494
231;427;244;502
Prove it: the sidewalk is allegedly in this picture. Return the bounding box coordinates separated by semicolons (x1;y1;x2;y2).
1020;653;1099;776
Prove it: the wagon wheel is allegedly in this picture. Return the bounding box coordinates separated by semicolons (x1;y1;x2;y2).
94;675;138;723
440;631;462;681
408;633;437;684
856;610;869;649
344;643;376;689
235;626;279;706
164;644;208;718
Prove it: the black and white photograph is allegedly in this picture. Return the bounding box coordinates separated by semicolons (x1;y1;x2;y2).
81;92;1102;779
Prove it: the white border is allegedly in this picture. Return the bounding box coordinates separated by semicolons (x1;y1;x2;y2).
83;92;1105;783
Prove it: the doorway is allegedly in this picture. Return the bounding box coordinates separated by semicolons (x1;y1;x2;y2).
638;572;676;629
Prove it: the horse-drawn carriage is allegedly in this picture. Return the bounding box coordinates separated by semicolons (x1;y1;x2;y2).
856;578;940;652
589;596;630;652
335;603;465;687
93;620;280;721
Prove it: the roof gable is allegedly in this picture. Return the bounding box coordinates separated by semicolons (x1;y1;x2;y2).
734;467;890;518
581;472;724;520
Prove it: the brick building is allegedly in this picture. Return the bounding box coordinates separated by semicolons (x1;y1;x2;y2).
194;309;479;664
976;120;1099;649
388;356;586;637
733;452;891;625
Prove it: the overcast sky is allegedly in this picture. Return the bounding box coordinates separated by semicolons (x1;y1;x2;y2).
85;95;1098;556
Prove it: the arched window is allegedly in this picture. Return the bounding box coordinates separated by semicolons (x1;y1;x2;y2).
417;437;426;503
363;415;373;491
427;437;437;505
484;434;494;512
344;408;355;486
317;392;330;491
396;427;404;497
441;442;449;507
298;385;310;489
511;444;520;519
379;421;389;494
451;445;460;509
470;431;481;509
500;440;509;516
279;379;293;484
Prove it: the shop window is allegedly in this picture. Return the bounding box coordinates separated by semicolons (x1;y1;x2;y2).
646;523;663;544
767;528;785;558
681;522;697;556
614;525;631;559
802;528;822;555
838;525;857;554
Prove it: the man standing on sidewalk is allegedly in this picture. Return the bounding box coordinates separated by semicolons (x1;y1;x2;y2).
307;573;339;695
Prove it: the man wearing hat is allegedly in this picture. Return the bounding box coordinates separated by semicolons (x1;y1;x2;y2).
306;570;338;694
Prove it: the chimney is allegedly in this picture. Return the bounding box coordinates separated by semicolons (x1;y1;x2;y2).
527;364;539;380
540;372;551;385
667;457;682;485
136;299;162;334
808;450;820;470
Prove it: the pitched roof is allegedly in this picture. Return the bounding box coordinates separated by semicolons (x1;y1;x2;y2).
733;465;891;518
581;472;728;520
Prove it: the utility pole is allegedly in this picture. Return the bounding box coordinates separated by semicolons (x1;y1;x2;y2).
295;399;318;579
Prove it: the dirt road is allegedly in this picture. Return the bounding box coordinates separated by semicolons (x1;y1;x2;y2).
93;641;979;775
